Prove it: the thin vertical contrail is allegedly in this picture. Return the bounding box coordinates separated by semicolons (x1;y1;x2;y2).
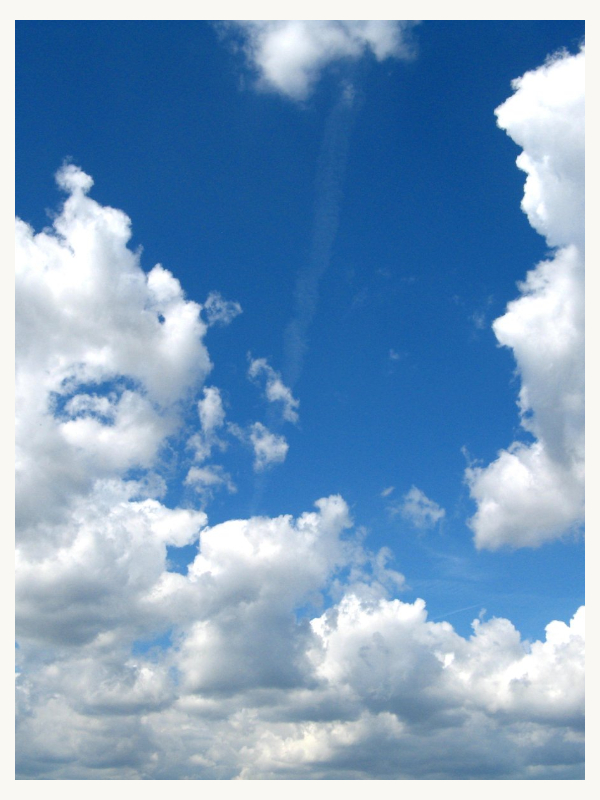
283;82;360;388
249;83;360;516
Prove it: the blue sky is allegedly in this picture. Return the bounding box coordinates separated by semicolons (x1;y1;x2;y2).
15;20;585;780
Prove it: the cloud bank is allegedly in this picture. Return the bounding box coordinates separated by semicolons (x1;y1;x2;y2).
15;163;584;779
466;48;585;550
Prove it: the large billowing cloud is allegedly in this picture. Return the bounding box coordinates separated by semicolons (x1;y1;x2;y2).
466;48;585;549
228;21;416;100
16;166;214;554
16;487;585;778
16;161;584;777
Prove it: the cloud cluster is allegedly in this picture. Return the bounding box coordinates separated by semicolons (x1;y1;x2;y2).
15;135;584;776
466;48;585;549
16;481;585;778
229;21;416;100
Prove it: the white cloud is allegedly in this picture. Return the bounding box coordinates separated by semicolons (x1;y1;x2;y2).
227;420;290;471
202;291;242;327
198;386;225;434
248;355;300;423
15;165;584;779
310;595;585;727
185;465;236;501
187;386;228;464
16;478;207;647
466;48;585;549
230;21;416;100
391;486;445;529
249;421;289;471
15;164;220;538
17;536;585;778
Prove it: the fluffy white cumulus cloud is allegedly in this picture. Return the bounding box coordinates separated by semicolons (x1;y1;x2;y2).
15;166;584;779
391;485;445;529
230;21;416;100
15;165;222;537
248;355;300;423
466;48;585;549
16;520;585;779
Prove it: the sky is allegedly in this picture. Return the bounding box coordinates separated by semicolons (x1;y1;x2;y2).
15;19;585;780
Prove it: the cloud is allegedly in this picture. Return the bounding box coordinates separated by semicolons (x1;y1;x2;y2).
15;166;584;779
248;356;300;423
391;486;446;529
249;421;289;471
187;385;228;464
15;164;220;540
17;510;585;778
466;48;585;549
202;291;242;327
16;461;584;778
229;21;416;100
227;420;290;471
197;386;225;434
185;465;236;502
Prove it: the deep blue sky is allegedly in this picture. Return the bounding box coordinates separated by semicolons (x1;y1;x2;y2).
16;20;585;641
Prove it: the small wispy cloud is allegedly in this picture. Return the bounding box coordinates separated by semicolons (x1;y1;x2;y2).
228;420;289;472
185;465;236;502
390;486;446;529
202;291;242;327
187;386;227;464
248;356;299;424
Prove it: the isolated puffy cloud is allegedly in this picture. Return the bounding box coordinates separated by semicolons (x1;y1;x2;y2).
249;421;289;470
187;385;228;465
202;291;242;327
391;485;445;529
230;21;416;100
248;355;300;423
466;48;585;549
185;465;236;502
197;386;225;433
